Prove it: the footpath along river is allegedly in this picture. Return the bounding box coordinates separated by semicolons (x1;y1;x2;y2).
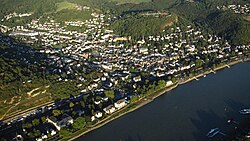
76;62;250;141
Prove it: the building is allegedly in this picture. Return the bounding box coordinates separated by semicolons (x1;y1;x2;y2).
166;80;173;86
95;111;103;118
103;105;116;114
113;36;131;42
114;99;127;109
88;83;98;90
47;113;73;130
133;76;141;82
139;47;148;54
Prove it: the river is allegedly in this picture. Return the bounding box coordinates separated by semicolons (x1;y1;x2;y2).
76;62;250;141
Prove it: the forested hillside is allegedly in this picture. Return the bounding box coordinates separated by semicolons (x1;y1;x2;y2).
171;1;250;45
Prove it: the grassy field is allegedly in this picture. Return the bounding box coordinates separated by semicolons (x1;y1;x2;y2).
109;0;151;5
56;1;78;12
0;81;53;119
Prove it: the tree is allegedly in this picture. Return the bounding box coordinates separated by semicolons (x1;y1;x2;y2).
32;119;40;126
157;80;166;89
83;95;88;102
41;116;46;123
171;77;178;83
59;128;72;139
130;95;139;103
80;101;85;108
52;109;62;117
27;132;35;139
104;89;115;99
69;102;74;108
73;117;86;130
195;59;203;68
22;123;32;129
33;129;41;137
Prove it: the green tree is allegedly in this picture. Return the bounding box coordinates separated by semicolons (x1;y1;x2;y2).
171;77;178;83
59;128;72;139
195;59;203;68
130;95;139;103
32;119;40;126
41;116;46;123
73;117;86;130
157;80;166;89
22;123;32;129
69;102;74;108
80;101;86;108
27;132;35;138
104;89;115;99
52;109;62;117
33;129;41;137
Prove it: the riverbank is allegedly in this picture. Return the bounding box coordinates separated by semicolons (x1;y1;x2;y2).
68;83;179;141
68;58;250;141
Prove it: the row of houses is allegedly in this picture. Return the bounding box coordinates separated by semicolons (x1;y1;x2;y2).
104;98;127;114
217;3;250;15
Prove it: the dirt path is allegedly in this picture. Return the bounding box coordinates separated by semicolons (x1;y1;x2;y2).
0;102;20;120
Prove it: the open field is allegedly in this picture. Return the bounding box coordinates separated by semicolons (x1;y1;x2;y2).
0;85;53;119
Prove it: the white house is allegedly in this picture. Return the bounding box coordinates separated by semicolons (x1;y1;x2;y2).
47;113;73;131
133;76;141;82
91;116;96;121
166;80;173;86
103;105;116;114
114;99;127;109
95;111;103;118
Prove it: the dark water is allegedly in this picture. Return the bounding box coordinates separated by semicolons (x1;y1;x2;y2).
76;62;250;141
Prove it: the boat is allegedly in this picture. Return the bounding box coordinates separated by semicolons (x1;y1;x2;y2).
239;109;250;115
206;128;220;138
203;75;207;78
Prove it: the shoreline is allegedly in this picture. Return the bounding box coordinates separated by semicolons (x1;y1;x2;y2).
68;83;179;141
69;58;250;141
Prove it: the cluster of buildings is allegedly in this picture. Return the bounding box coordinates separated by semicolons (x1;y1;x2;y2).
1;12;33;22
217;3;250;15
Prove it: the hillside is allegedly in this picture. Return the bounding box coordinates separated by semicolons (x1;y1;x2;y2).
171;1;250;45
111;11;178;37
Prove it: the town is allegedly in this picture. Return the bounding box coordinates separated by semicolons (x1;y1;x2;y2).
0;7;250;141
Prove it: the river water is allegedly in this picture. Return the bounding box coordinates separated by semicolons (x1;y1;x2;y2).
76;62;250;141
